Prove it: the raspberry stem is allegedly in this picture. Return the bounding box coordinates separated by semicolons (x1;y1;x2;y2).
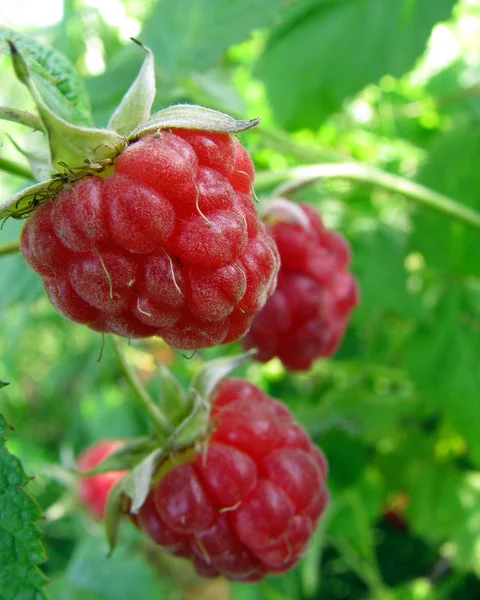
0;240;20;257
110;336;174;439
255;162;480;231
0;105;43;132
0;156;33;180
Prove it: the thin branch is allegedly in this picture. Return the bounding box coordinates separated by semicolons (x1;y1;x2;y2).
0;156;33;180
255;162;480;231
110;336;174;439
0;240;20;257
0;106;44;131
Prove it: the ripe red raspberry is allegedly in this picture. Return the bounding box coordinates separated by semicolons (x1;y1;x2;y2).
20;131;279;348
243;202;358;370
136;378;329;581
77;440;127;519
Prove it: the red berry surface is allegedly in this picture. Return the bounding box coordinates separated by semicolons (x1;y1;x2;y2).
20;131;279;348
243;202;358;370
77;439;127;519
136;378;329;581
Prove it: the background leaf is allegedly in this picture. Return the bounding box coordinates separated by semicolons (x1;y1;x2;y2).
141;0;285;81
0;27;93;126
404;287;480;466
256;0;456;129
0;413;47;600
411;122;480;277
49;533;163;600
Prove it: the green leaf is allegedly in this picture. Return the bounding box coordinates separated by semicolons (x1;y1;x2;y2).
407;463;464;542
0;413;47;600
407;464;480;572
404;287;480;465
0;26;93;126
316;427;367;492
7;41;125;172
60;534;162;600
352;225;420;319
256;0;456;130
141;0;285;80
411;122;480;277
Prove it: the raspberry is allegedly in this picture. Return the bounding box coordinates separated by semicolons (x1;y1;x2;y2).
77;440;127;519
243;202;358;370
135;378;328;581
20;131;279;348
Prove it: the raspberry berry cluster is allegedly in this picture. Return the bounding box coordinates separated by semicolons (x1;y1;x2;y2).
135;378;328;581
20;131;279;349
244;200;358;370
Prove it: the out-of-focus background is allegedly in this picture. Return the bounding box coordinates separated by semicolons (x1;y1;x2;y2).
2;1;480;598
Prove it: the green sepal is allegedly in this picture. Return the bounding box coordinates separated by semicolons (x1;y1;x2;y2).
104;476;127;555
7;135;51;182
124;448;164;514
8;41;125;171
108;41;156;136
190;348;257;401
75;437;160;476
172;349;258;448
104;447;164;554
157;365;190;425
0;381;9;389
262;197;311;228
169;390;210;449
130;104;260;139
0;178;58;220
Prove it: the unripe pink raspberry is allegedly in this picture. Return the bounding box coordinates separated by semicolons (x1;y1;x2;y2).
135;378;329;581
243;201;358;370
20;131;279;349
77;440;127;519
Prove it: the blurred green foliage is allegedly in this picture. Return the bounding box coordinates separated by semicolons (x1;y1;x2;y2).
2;0;480;598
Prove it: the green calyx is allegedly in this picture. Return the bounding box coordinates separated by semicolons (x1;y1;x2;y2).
0;38;260;222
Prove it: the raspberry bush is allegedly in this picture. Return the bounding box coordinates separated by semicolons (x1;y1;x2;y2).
244;201;358;370
20;131;279;348
2;7;478;600
135;378;328;581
